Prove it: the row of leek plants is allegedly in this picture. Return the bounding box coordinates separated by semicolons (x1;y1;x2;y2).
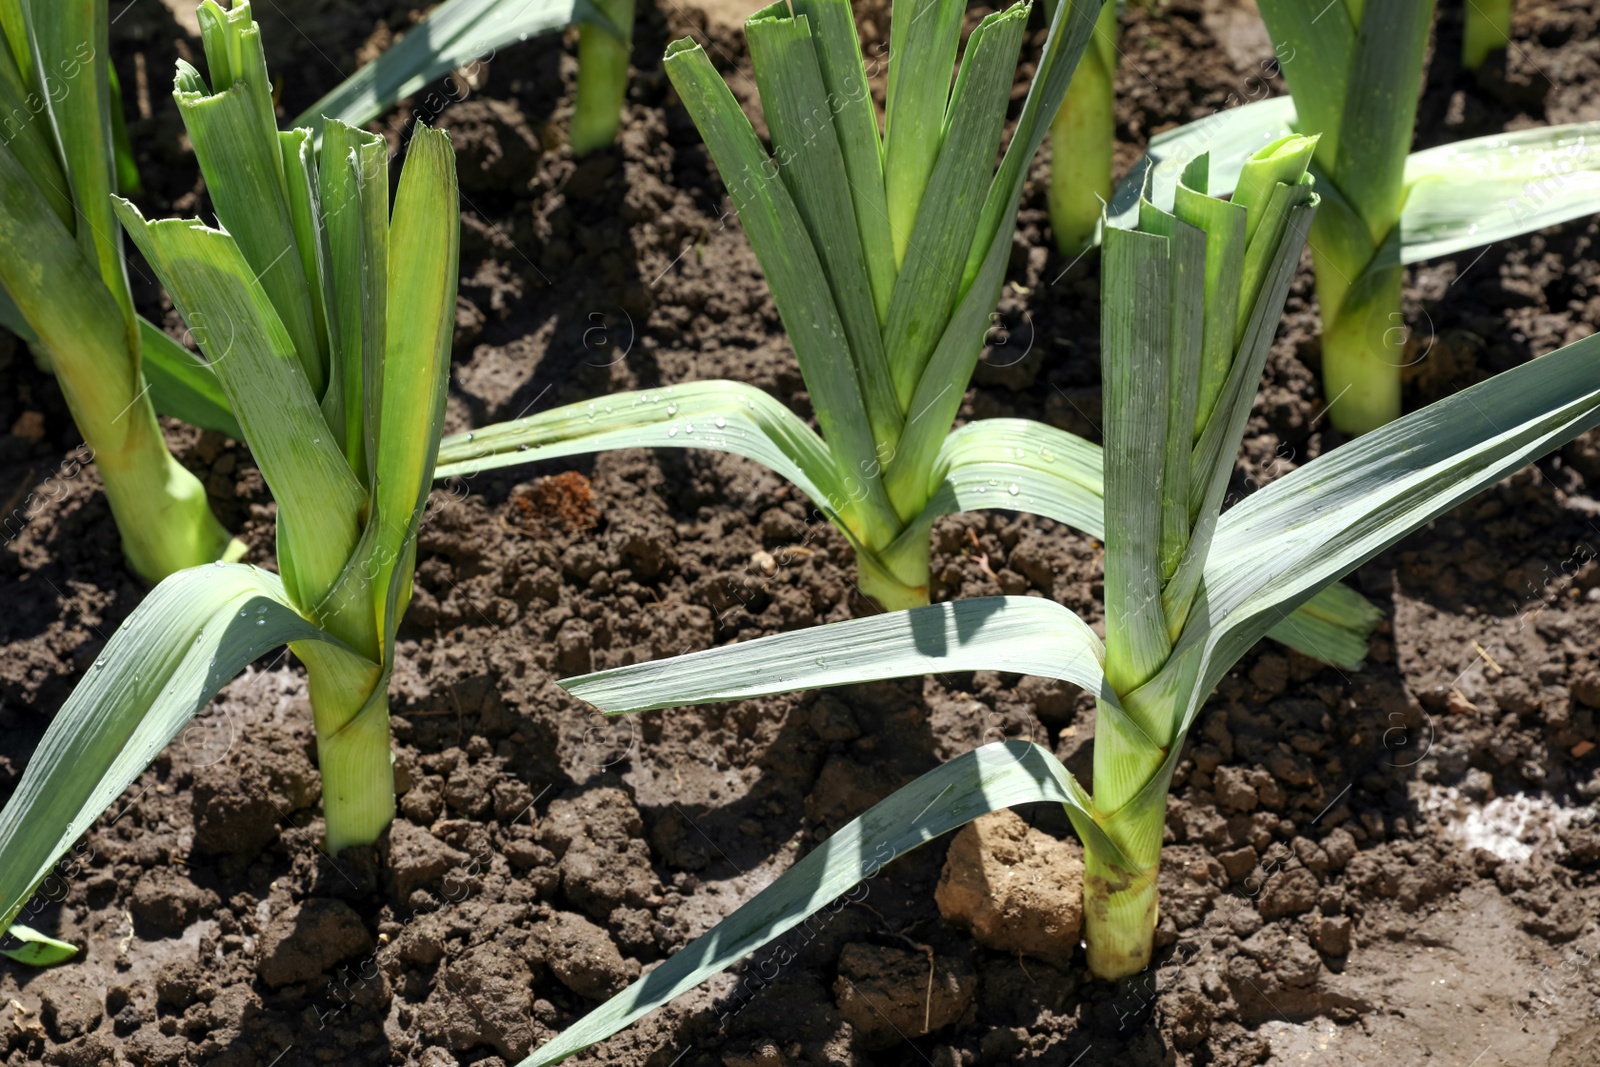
0;0;460;959
515;138;1600;1064
433;0;1380;669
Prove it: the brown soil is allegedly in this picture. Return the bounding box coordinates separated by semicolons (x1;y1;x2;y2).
3;1;1600;1065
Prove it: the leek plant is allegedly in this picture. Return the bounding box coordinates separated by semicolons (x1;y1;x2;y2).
1258;0;1433;434
1113;1;1600;435
432;0;1376;667
0;0;459;960
1463;0;1512;71
0;0;238;581
570;0;633;154
1048;0;1117;255
510;143;1600;1064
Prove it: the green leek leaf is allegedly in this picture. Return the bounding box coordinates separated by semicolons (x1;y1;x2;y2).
516;741;1117;1067
139;316;245;440
0;566;356;938
292;0;618;136
0;925;77;966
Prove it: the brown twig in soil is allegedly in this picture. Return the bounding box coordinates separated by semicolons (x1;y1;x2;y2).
853;899;938;1034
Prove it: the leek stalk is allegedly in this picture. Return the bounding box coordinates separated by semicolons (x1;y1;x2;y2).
0;0;462;900
1257;0;1433;434
570;0;634;154
531;139;1600;1053
1463;0;1512;71
0;0;236;581
1048;0;1118;255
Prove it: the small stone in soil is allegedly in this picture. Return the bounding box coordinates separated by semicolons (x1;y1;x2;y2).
383;818;469;903
540;910;638;1000
833;942;975;1049
934;809;1084;967
254;898;374;989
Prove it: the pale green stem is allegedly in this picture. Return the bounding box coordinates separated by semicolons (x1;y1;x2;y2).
856;542;930;611
571;0;635;156
94;396;240;582
1463;0;1512;71
1083;694;1172;979
1314;253;1404;435
298;642;392;855
1082;837;1160;979
1047;32;1114;256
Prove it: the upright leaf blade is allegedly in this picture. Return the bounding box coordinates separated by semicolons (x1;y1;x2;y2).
319;120;390;484
371;125;459;649
114;202;365;613
663;38;897;547
27;0;132;331
1099;222;1172;696
745;7;900;453
883;0;964;265
791;0;895;323
883;5;1028;408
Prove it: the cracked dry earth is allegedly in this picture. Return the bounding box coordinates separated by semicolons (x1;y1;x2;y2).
2;0;1600;1064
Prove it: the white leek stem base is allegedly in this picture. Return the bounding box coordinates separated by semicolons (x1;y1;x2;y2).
1083;843;1160;980
314;686;395;856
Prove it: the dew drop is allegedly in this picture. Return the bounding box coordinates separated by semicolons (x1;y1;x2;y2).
93;659;106;670
666;403;679;416
1008;484;1020;496
715;417;727;429
517;443;530;452
685;422;695;434
667;426;678;438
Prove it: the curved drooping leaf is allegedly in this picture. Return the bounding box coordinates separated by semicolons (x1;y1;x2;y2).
516;740;1116;1067
0;565;362;938
439;387;1372;666
292;0;620;134
0;924;77;966
564;595;1114;712
911;418;1374;668
434;380;853;527
1399;123;1600;263
1113;99;1600;264
1175;331;1600;738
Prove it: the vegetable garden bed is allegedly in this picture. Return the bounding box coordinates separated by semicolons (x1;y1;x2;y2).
1;0;1598;1064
